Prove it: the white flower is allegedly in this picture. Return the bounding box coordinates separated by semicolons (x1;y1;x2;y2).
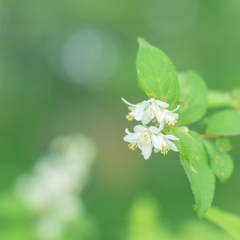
122;98;169;125
159;105;180;126
152;124;179;155
123;125;160;160
124;124;180;159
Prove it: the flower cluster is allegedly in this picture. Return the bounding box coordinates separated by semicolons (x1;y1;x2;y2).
122;98;180;160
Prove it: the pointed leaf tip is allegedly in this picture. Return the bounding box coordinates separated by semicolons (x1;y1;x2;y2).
136;37;180;105
137;37;148;48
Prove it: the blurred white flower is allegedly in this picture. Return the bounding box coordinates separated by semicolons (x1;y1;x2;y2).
36;217;62;240
15;134;97;239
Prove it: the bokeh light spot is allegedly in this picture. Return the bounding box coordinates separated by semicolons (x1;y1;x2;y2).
61;28;119;86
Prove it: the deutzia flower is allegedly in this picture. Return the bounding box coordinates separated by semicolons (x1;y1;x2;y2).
152;124;179;155
122;98;169;125
160;105;180;126
123;125;160;160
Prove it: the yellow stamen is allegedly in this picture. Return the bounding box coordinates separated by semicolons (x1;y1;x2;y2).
126;115;134;121
128;143;138;151
166;120;177;126
161;146;170;155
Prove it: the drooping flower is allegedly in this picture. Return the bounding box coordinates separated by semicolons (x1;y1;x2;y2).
122;98;169;125
124;124;180;159
159;105;180;127
152;124;179;155
123;125;160;160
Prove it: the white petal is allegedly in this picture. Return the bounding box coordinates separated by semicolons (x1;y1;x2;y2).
121;98;136;106
161;137;168;148
151;101;157;111
158;122;165;132
141;100;149;105
156;109;165;126
154;148;160;153
142;112;152;125
149;126;160;135
147;98;154;103
134;125;147;133
138;143;142;150
170;105;180;112
152;134;162;149
128;106;136;111
155;100;169;108
142;143;153;160
125;128;131;134
130;104;147;121
166;139;179;152
124;132;142;142
164;134;179;141
168;112;179;120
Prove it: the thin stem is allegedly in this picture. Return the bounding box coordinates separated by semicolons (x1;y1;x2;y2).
199;134;226;139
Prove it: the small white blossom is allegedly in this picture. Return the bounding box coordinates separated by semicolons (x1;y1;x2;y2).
152;124;179;155
123;125;160;160
159;105;180;126
124;124;179;159
122;98;169;125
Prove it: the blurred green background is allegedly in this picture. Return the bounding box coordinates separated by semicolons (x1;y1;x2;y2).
0;0;240;239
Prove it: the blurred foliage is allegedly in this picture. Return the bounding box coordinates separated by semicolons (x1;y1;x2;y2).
126;196;233;240
0;192;99;240
205;206;240;240
208;89;240;111
1;0;240;239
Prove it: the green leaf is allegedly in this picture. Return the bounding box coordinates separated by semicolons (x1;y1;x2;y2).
180;131;215;218
205;206;240;240
204;140;233;182
178;71;208;125
206;110;240;136
216;138;232;153
163;127;194;164
136;38;180;106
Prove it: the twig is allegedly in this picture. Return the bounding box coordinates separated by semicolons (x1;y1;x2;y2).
199;134;225;139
